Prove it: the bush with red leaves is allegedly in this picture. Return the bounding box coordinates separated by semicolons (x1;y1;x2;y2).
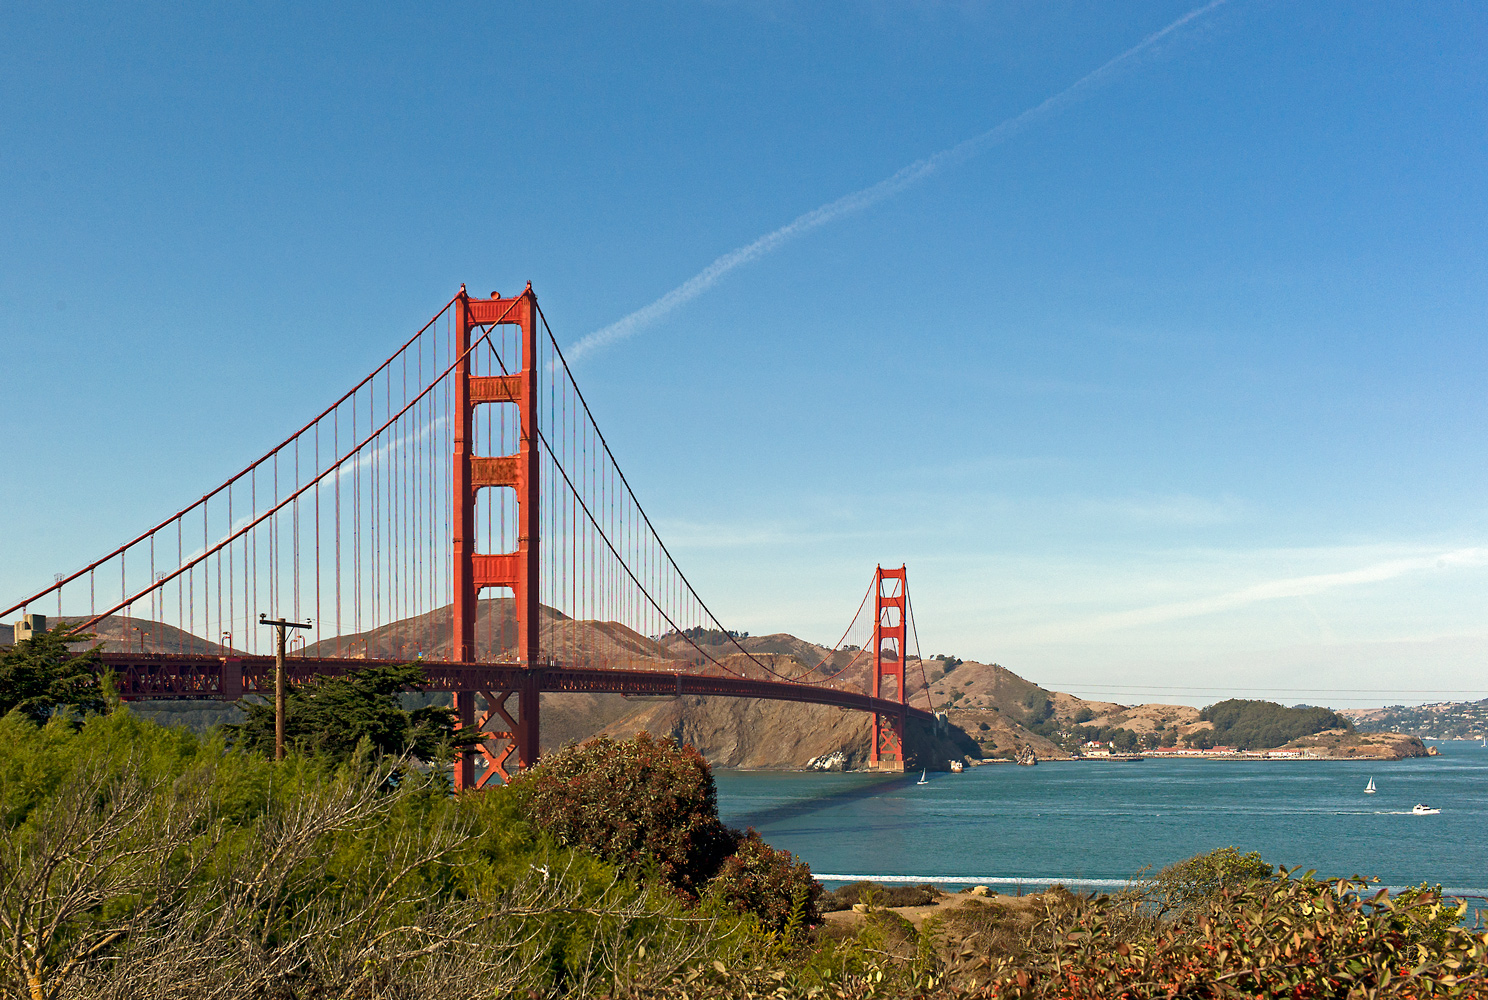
513;732;739;899
706;828;822;932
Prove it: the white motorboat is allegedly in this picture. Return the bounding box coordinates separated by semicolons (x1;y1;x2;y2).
1411;803;1440;816
1364;777;1376;794
916;769;928;785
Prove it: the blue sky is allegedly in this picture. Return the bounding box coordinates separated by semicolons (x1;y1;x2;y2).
2;2;1484;706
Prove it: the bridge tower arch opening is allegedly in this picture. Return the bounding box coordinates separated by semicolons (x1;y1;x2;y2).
452;284;541;789
869;564;908;771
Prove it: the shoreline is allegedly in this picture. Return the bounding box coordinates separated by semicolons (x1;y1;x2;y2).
980;754;1426;765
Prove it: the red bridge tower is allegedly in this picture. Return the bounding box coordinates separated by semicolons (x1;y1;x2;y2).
451;284;540;789
869;564;908;771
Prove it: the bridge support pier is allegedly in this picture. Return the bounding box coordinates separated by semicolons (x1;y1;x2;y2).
453;678;541;789
870;709;906;772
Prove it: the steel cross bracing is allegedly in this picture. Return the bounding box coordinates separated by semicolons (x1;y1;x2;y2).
4;286;939;783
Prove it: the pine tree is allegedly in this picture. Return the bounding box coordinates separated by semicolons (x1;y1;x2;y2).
0;623;106;724
229;663;470;763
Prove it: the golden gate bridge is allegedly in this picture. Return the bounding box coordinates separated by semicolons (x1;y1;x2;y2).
3;286;938;786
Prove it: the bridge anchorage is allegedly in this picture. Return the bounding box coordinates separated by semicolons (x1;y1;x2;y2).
4;285;939;786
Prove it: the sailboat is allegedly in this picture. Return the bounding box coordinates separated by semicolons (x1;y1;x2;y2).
916;769;929;785
1364;777;1377;795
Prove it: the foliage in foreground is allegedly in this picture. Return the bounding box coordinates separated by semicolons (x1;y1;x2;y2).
513;732;736;899
0;709;745;1000
646;870;1488;1000
1145;845;1273;916
966;872;1486;999
821;880;942;912
4;703;1484;999
513;732;822;929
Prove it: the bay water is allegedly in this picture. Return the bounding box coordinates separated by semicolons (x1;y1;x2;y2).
714;740;1486;900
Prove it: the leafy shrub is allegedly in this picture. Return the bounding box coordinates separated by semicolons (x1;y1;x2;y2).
1021;692;1054;724
981;870;1487;998
512;732;739;900
705;829;821;931
1143;846;1273;915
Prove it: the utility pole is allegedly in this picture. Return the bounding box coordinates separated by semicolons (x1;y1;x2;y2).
258;614;313;761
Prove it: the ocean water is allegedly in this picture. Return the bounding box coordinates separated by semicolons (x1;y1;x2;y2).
714;740;1488;899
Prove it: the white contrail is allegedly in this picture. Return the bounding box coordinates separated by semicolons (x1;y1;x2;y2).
568;0;1231;361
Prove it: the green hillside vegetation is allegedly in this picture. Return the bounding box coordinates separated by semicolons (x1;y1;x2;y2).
1194;698;1352;750
0;710;821;998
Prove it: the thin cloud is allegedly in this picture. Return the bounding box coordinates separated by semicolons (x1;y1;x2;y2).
568;0;1231;361
1080;547;1488;633
1072;493;1248;527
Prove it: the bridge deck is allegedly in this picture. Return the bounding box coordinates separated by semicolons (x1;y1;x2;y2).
100;653;934;723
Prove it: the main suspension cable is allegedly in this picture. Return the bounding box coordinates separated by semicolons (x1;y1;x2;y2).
534;302;867;685
905;579;937;713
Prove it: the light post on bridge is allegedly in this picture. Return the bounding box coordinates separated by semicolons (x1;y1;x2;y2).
258;614;313;761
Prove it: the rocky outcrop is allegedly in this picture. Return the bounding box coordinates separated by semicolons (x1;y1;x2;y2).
805;750;849;771
1279;729;1430;759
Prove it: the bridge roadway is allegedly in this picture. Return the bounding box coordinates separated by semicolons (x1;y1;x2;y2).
100;652;934;723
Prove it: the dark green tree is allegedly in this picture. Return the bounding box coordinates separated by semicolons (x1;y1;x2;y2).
0;624;105;724
1200;698;1352;750
229;663;463;763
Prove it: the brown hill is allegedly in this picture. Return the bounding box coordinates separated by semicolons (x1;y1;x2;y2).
301;598;685;669
2;605;1113;768
594;694;975;771
23;606;1412;762
19;615;239;656
297;611;983;768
